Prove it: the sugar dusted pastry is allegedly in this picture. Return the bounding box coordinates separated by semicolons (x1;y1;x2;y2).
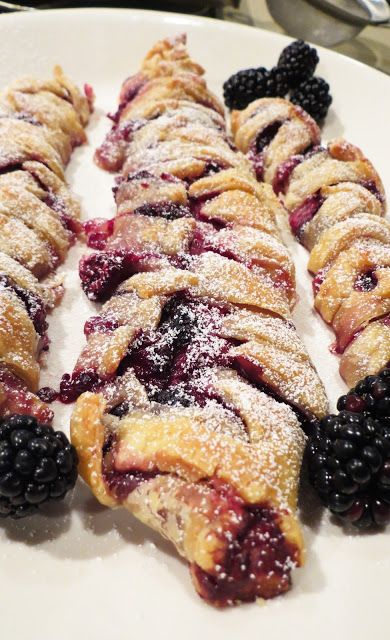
231;97;389;388
0;68;92;422
66;35;329;606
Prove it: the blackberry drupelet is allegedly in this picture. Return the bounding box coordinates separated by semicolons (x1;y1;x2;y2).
290;77;332;123
267;67;290;98
277;39;319;87
0;414;78;519
308;369;390;527
223;67;270;111
337;368;390;427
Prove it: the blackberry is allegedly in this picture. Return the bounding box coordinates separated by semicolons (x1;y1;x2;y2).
337;368;390;427
266;67;290;98
290;77;332;123
308;371;390;527
0;414;78;519
223;67;270;111
277;39;319;87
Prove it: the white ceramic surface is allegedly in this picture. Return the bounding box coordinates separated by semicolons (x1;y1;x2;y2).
0;9;389;640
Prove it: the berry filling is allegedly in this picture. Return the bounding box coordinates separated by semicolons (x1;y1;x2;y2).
133;201;191;221
0;367;53;424
37;387;59;404
84;316;119;336
95;119;145;172
192;503;298;605
117;294;233;400
109;73;147;123
254;121;283;155
59;369;106;404
354;270;378;292
0;274;47;336
289;192;324;238
273;155;304;195
101;435;298;607
44;192;81;238
83;218;115;250
360;180;385;204
79;249;162;302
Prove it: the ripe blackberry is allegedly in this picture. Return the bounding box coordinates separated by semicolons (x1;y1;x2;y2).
277;39;319;87
290;77;332;123
223;67;270;111
338;369;390;425
0;414;78;519
266;67;290;98
308;372;390;527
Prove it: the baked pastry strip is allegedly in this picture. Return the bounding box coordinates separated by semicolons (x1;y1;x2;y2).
69;35;328;606
231;98;389;387
0;69;92;421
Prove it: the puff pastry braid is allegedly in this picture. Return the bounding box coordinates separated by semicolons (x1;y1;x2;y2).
0;68;92;423
231;98;389;388
68;35;327;606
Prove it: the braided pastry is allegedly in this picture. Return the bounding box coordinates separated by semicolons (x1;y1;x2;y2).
69;35;328;606
231;98;389;388
0;68;92;422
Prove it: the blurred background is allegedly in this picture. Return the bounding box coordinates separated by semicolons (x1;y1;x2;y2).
0;0;389;74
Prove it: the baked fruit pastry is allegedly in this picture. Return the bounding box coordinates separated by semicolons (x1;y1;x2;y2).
68;35;328;606
0;68;92;517
231;97;389;388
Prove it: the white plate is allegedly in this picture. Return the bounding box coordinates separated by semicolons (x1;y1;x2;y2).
0;9;389;640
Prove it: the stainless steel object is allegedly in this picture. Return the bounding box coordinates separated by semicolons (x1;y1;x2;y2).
266;0;390;46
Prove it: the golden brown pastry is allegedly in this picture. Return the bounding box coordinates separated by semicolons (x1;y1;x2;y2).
67;35;329;607
231;97;389;388
0;67;92;421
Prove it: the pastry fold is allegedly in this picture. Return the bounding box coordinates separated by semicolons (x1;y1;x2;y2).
68;34;328;606
0;68;92;420
232;97;389;387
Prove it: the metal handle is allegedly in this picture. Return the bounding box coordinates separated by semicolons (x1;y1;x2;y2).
356;0;390;23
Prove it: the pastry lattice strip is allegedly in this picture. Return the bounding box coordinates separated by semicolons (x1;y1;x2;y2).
69;34;328;606
231;98;389;388
0;67;93;422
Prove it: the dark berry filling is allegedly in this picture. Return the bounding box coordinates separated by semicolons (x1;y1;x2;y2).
44;192;81;238
109;74;147;123
312;266;329;296
83;218;115;250
95;120;145;172
79;249;161;302
354;270;378;292
273;155;304;195
289;192;324;238
103;464;159;502
37;387;59;404
245;122;283;182
133;202;191;221
0;367;53;425
192;501;298;606
59;370;106;404
84;315;119;336
0;274;47;336
254;121;283;154
360;180;385;204
118;294;233;399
